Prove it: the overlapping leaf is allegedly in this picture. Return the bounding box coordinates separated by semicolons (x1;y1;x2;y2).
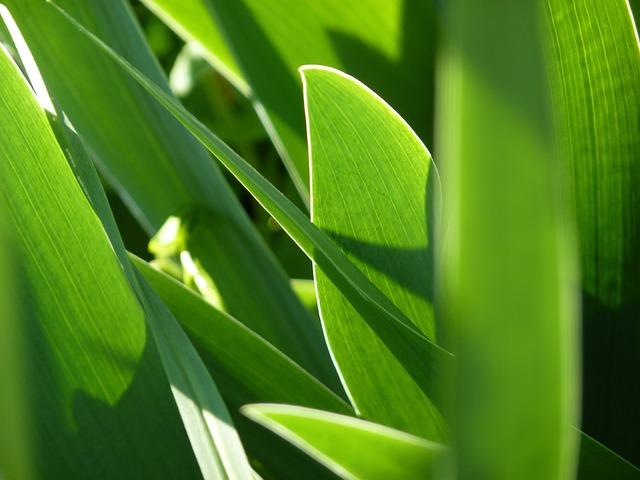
53;4;454;415
3;0;335;388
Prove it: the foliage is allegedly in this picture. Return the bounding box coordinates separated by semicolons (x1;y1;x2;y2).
0;0;638;479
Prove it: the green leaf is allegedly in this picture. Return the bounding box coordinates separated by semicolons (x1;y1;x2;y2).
577;431;640;480
242;404;447;480
53;3;455;411
4;0;335;389
143;0;437;202
546;0;640;310
0;42;200;478
437;2;580;479
302;65;445;440
545;0;640;462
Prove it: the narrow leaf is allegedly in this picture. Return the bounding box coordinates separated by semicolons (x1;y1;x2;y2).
144;0;437;201
545;0;640;462
131;253;353;416
577;431;640;480
134;270;254;480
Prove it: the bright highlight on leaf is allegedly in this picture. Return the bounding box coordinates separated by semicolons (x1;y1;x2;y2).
242;404;447;480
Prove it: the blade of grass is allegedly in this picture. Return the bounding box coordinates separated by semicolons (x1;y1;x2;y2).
133;254;353;479
242;404;448;480
302;65;445;440
133;270;254;480
437;2;580;479
139;0;248;96
51;2;455;408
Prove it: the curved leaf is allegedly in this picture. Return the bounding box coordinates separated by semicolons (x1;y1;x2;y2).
143;0;437;203
302;65;445;440
242;404;447;480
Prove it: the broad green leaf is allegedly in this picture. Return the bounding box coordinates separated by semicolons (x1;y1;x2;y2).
437;2;580;479
577;431;640;480
302;65;444;440
55;112;253;480
54;5;455;410
131;253;352;416
0;43;200;478
242;404;447;480
144;0;437;202
4;0;335;389
545;0;640;463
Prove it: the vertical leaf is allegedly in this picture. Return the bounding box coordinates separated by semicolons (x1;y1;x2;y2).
437;2;580;479
545;0;640;463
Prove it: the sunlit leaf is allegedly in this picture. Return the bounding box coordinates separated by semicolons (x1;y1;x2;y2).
545;0;640;462
143;0;437;203
302;65;445;440
243;404;447;480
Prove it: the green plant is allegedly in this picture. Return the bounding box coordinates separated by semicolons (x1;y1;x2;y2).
0;0;638;479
